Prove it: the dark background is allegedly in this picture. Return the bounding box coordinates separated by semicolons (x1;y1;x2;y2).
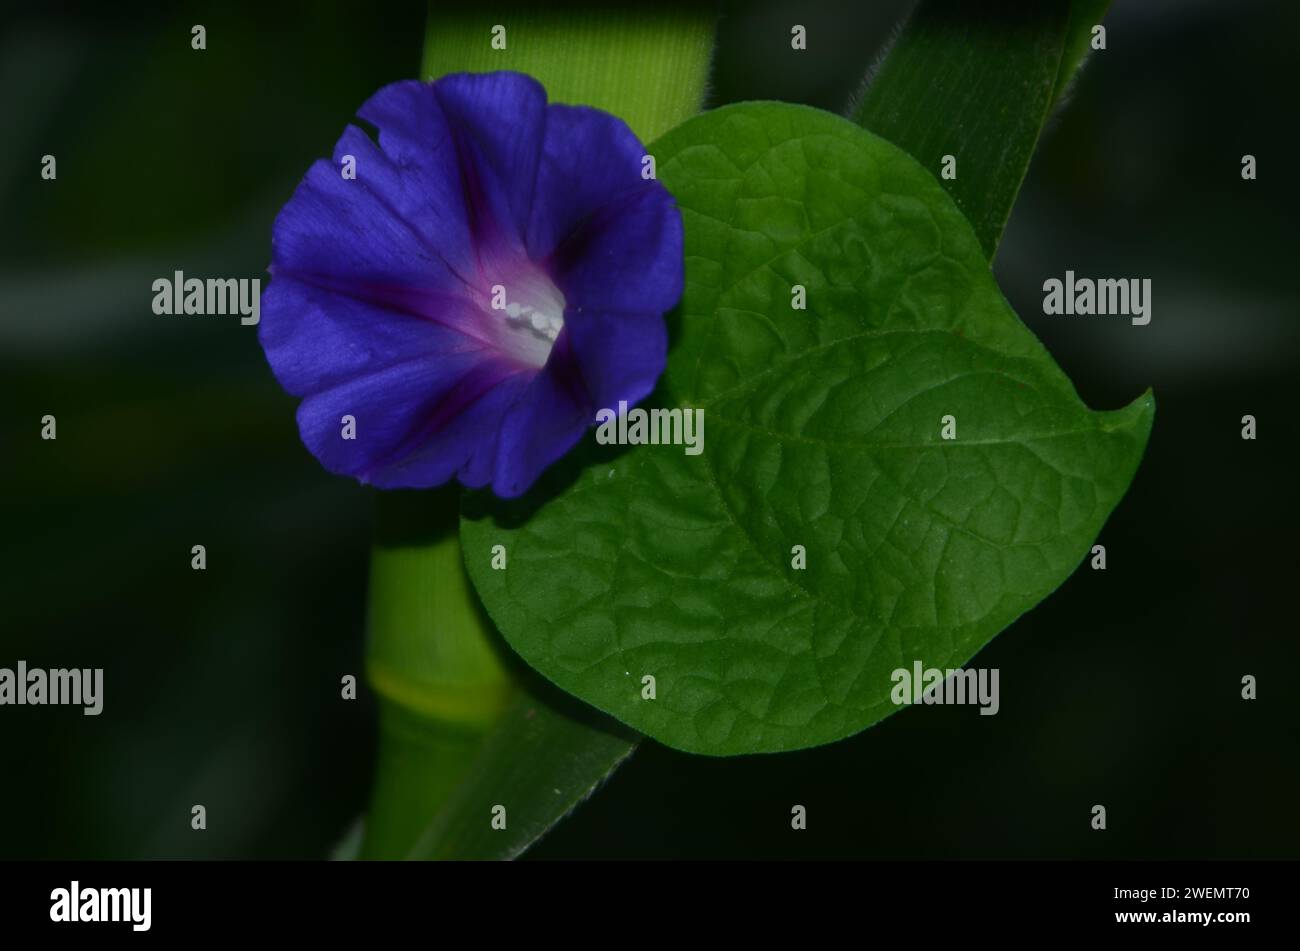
1;0;1295;859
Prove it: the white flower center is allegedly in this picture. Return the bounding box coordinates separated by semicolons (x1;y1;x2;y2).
490;270;566;368
503;299;563;342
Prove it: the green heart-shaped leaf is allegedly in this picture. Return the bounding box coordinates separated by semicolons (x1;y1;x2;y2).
462;101;1153;756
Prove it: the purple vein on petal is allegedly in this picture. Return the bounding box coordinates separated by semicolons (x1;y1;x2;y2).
357;358;531;484
268;266;504;355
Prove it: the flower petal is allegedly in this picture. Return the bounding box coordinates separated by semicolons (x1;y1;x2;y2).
527;104;684;316
271;126;469;297
493;335;594;497
374;372;533;490
294;342;530;488
562;309;668;413
428;72;548;250
259;276;498;399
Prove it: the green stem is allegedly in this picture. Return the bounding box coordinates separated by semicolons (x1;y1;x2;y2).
361;488;512;858
421;6;716;143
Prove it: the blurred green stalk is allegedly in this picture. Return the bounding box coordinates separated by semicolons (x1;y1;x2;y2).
362;487;514;858
360;5;715;859
420;6;716;143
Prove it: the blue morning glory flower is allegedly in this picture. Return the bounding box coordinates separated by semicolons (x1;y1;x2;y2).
259;72;683;497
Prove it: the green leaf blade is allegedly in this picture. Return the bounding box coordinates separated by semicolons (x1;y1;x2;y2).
463;101;1152;756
